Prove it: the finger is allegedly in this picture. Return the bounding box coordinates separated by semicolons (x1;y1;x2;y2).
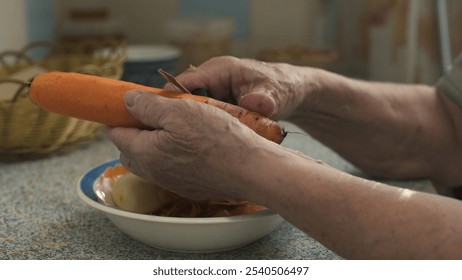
119;152;133;171
119;152;142;176
106;126;165;178
166;58;234;101
124;90;171;129
163;70;207;92
105;125;143;154
163;66;208;91
238;92;276;117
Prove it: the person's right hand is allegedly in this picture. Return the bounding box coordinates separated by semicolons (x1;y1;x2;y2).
166;56;321;120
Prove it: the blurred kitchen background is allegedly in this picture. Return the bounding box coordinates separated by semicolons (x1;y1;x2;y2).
2;0;462;84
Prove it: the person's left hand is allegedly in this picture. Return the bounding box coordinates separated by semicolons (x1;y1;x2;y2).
105;90;273;201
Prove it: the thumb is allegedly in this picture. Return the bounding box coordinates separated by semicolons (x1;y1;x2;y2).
124;90;167;129
237;92;276;117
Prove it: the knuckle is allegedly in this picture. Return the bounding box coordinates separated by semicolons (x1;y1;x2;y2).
208;55;238;65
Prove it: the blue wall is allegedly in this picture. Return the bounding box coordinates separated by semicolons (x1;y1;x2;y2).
179;0;249;39
24;0;249;41
26;0;55;42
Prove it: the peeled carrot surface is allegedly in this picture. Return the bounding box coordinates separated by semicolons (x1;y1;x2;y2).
29;72;286;144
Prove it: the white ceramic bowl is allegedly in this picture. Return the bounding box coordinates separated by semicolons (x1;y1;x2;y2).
77;159;284;253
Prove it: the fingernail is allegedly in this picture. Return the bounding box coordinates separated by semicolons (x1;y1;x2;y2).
239;93;276;117
125;90;141;107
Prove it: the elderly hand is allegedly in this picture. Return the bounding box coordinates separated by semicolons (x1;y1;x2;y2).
167;56;321;120
105;90;279;201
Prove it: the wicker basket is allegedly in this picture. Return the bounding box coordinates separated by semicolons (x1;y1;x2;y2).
0;40;126;159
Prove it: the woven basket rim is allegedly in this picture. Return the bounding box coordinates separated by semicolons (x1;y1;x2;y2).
0;39;126;157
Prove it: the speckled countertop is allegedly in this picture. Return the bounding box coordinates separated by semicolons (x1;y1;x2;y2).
0;122;436;260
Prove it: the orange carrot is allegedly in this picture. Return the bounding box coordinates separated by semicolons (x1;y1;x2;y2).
29;72;287;144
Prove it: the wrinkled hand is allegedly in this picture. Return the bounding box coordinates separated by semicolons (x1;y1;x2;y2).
167;56;320;120
105;90;272;201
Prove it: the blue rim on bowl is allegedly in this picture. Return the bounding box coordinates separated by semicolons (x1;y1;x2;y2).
76;159;284;253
